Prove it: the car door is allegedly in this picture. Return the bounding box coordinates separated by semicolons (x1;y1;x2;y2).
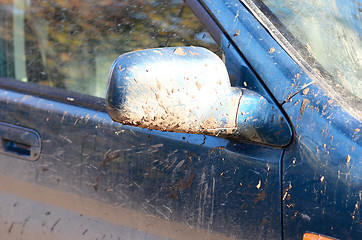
0;0;290;239
197;0;361;239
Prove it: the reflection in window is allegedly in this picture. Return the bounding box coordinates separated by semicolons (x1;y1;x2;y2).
0;0;221;98
261;0;361;101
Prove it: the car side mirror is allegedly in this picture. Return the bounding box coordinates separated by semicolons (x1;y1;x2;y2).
106;47;291;147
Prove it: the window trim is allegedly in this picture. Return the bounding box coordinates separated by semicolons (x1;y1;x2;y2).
0;78;106;112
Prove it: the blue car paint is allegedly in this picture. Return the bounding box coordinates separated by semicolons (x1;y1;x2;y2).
281;84;361;239
0;86;284;239
197;0;361;239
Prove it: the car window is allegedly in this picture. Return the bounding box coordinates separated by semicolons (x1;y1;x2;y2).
251;0;361;109
0;0;221;98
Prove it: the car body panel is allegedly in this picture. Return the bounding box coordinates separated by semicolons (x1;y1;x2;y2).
197;0;362;239
0;82;283;239
281;82;361;240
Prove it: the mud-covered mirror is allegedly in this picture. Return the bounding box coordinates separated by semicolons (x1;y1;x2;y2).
106;47;291;146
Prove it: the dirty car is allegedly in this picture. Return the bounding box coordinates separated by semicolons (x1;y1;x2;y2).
0;0;361;240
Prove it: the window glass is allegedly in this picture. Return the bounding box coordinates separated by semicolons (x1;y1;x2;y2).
256;0;361;105
0;0;221;98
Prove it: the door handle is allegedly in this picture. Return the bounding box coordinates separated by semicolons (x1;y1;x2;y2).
0;122;41;161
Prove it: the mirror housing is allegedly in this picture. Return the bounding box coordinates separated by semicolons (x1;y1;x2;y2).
106;47;291;146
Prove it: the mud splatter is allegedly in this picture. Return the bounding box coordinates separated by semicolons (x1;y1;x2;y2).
299;99;310;118
173;47;186;56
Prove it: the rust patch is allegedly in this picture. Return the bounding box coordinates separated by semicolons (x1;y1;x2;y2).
268;48;275;54
299;99;310;118
233;30;240;36
173;47;186;56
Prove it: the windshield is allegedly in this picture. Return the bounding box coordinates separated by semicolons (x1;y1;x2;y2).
253;0;361;106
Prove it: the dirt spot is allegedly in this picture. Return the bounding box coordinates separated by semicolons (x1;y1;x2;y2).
202;115;217;130
209;146;226;154
346;155;351;164
50;218;61;232
157;80;162;90
173;47;186;56
299;99;310;118
254;189;266;204
182;173;195;190
306;44;311;52
268;48;275;54
260;218;268;228
293;99;300;106
100;150;121;168
302;88;309;95
169;173;195;199
256;180;261;189
283;183;292;201
233;30;240;36
195;81;202;90
188;50;199;56
8;222;14;233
